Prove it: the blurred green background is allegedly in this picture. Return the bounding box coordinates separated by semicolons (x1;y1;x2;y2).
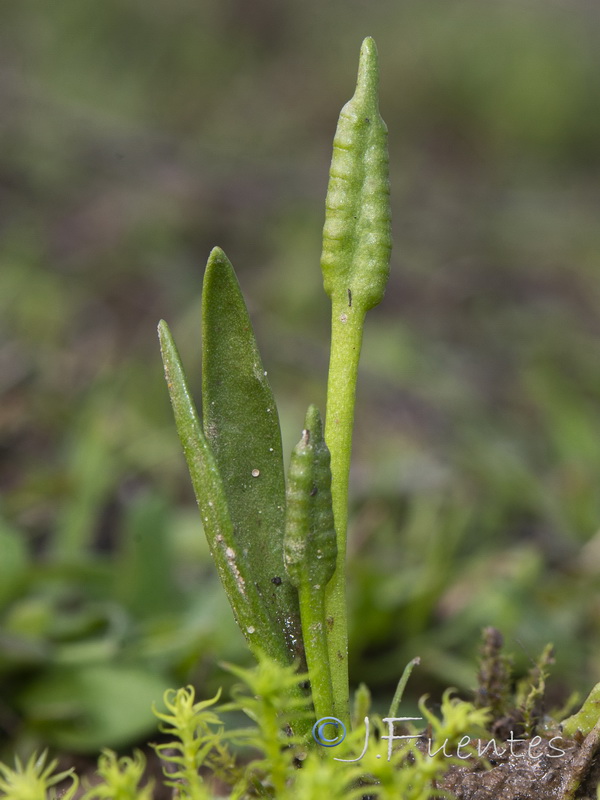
1;0;600;757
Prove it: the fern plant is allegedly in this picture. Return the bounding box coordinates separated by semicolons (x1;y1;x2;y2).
158;35;390;735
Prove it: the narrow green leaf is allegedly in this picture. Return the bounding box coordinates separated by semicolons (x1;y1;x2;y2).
158;320;292;665
387;657;421;718
201;247;303;663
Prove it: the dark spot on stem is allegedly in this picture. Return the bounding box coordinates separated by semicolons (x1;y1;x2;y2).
347;288;352;307
310;484;318;497
271;576;282;586
327;616;334;632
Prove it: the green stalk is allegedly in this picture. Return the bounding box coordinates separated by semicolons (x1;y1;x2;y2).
387;657;421;718
320;37;392;725
298;586;333;725
322;308;365;724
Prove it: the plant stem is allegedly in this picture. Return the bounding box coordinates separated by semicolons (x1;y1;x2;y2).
387;657;421;718
298;585;334;723
323;304;366;726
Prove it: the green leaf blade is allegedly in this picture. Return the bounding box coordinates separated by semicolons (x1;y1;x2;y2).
201;248;303;663
158;319;291;665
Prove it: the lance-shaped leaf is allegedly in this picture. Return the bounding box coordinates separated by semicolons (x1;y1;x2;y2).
201;247;303;663
158;319;292;666
321;36;392;313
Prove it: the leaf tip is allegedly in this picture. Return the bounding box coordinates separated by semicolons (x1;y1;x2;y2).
204;247;235;297
157;319;172;352
208;246;229;267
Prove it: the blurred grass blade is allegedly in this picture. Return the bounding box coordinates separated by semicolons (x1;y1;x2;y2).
202;247;303;663
113;492;182;619
158;319;293;665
